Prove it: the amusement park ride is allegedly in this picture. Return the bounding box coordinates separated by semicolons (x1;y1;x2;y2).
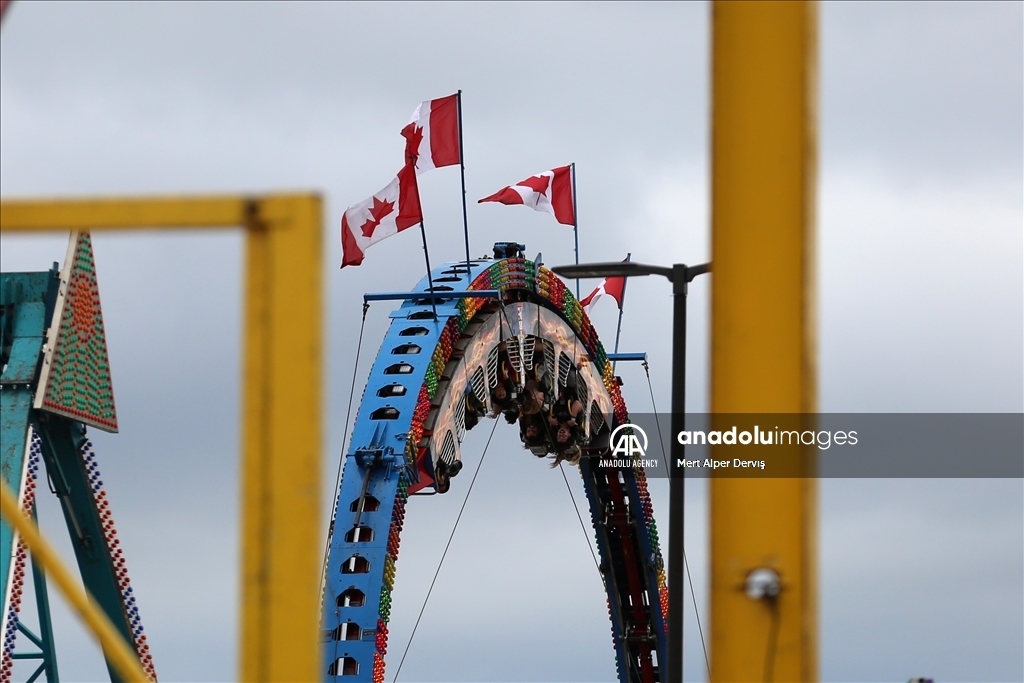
321;242;671;681
1;233;157;682
2;232;674;682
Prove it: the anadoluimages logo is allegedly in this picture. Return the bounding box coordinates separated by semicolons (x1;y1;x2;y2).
610;423;648;458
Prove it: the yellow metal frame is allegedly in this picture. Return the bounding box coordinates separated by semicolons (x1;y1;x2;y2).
710;1;818;681
1;194;323;681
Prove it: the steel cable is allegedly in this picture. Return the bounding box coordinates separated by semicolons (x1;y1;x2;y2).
642;359;711;680
321;301;370;601
559;462;602;579
392;418;499;682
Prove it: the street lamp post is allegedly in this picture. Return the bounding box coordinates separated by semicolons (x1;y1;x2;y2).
552;260;710;683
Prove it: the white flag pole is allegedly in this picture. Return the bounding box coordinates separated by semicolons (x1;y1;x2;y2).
611;252;632;373
457;90;472;274
407;149;438;320
418;220;438;320
571;162;580;299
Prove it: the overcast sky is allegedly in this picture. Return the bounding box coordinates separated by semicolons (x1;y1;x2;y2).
1;2;1021;682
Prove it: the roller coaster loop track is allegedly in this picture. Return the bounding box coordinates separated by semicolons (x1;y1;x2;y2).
321;253;668;683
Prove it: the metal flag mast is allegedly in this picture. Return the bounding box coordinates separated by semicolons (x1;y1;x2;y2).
403;140;440;321
571;162;580;298
611;252;631;373
416;219;439;321
457;90;472;274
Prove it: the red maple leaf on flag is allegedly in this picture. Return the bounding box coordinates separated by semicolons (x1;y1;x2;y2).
360;196;395;237
518;175;550;194
402;124;425;164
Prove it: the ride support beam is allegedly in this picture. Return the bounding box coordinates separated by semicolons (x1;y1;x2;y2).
240;196;322;682
0;481;149;682
1;193;324;680
26;507;61;683
710;2;818;682
33;415;135;683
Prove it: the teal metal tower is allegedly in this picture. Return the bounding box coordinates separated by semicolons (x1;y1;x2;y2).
1;232;156;682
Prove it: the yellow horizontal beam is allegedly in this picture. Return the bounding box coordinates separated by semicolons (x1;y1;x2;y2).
0;193;317;232
1;481;150;681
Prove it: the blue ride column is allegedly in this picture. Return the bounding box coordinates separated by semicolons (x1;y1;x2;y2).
322;260;490;681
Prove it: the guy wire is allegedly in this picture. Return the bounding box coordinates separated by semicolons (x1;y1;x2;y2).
642;358;710;680
321;301;370;601
393;418;499;682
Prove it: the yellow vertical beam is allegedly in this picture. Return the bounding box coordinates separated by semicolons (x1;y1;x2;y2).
710;2;818;682
241;195;323;681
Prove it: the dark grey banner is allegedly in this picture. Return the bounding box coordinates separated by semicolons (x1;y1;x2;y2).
592;413;1023;478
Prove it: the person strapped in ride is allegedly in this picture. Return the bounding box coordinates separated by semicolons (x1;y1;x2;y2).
520;377;549;416
548;390;584;467
463;385;486;432
489;342;519;420
519;412;550;457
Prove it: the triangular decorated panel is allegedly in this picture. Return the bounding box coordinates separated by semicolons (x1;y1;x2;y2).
34;231;118;432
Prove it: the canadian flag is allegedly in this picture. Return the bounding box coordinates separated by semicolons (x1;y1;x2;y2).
402;94;461;174
341;162;423;268
579;272;626;315
478;165;576;226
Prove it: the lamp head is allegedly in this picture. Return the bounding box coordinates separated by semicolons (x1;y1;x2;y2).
550;261;674;280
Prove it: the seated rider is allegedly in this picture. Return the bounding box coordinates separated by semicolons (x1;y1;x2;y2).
489;343;520;417
519;412;550;456
547;391;583;467
490;380;518;415
464;386;486;432
520;378;548;416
